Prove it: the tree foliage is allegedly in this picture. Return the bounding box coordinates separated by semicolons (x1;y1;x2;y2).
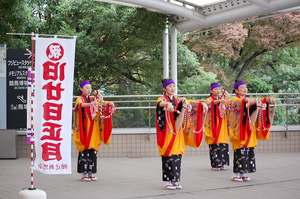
29;0;168;94
184;13;300;125
185;13;300;88
1;0;216;95
0;0;36;48
1;1;299;125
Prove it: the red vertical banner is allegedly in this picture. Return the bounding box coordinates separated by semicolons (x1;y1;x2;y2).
33;36;76;174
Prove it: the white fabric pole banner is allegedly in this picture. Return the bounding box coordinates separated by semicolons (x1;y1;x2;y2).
33;36;76;174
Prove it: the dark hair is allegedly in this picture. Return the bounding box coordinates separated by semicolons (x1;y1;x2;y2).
210;82;219;86
161;79;171;85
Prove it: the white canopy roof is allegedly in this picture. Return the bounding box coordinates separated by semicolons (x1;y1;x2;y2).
95;0;300;33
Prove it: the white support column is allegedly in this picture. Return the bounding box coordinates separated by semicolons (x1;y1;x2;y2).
163;20;169;79
171;25;177;95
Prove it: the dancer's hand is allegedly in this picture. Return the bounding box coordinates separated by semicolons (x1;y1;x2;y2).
91;101;98;106
218;99;226;104
245;97;256;107
94;91;103;101
267;97;276;104
166;102;174;112
202;102;208;112
222;90;230;98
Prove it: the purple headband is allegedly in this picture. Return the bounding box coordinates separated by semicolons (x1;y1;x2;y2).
80;81;91;88
210;83;220;90
163;79;175;88
79;81;91;95
232;81;246;93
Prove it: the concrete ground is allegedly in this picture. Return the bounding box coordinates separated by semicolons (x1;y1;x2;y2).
1;152;299;199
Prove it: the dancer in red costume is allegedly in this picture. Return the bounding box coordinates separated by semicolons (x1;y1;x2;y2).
228;81;276;182
73;80;115;181
205;83;230;171
156;79;208;190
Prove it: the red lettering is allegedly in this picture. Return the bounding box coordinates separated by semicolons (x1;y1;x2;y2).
43;102;63;121
41;142;62;161
42;61;66;81
41;122;63;141
42;82;65;101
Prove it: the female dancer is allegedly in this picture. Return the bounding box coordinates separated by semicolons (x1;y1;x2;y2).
205;83;230;171
228;81;276;182
156;79;208;189
73;80;115;181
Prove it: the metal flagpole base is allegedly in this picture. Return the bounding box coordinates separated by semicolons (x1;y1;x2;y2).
18;188;47;199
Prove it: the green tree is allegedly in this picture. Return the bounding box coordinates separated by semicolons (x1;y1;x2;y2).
0;0;36;48
185;13;300;87
0;0;226;96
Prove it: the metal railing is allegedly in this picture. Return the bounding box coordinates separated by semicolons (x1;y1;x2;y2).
73;93;300;132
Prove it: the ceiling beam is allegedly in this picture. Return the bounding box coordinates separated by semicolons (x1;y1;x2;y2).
95;0;205;23
247;0;271;10
94;0;300;33
175;0;300;32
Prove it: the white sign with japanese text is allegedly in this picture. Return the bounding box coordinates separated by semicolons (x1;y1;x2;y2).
33;36;76;174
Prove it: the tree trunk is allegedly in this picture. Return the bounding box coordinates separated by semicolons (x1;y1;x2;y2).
236;49;268;81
